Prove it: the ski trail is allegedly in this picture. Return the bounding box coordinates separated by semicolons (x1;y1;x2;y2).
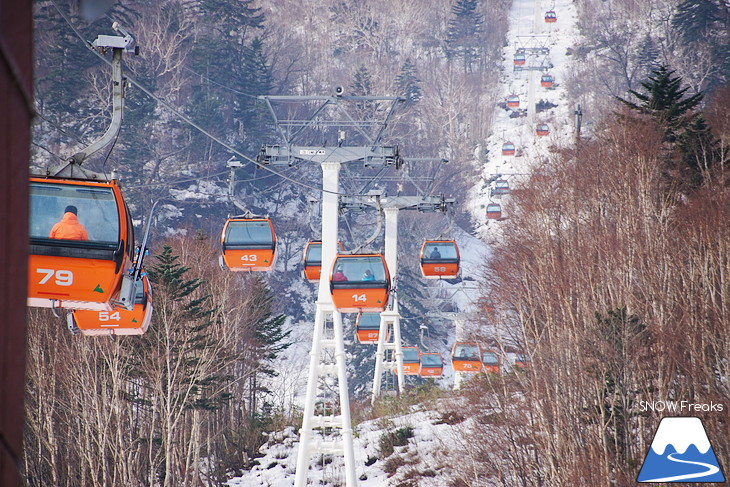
641;453;721;483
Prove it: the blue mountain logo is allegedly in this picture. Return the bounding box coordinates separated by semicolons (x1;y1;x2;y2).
638;417;725;483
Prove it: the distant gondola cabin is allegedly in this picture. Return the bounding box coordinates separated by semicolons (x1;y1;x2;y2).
486;203;502;220
70;273;153;336
419;353;444;377
401;346;421;375
330;254;390;312
492;179;511;196
514;353;530;369
502;142;516;156
513;52;526;66
506;95;520;108
302;241;322;281
545;10;557;22
536;123;550;136
220;217;276;272
481;350;501;374
540;73;554;88
419;240;460;279
452;342;483;373
302;240;344;282
28;177;135;311
355;312;390;344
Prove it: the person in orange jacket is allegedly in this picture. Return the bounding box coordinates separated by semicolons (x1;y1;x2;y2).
49;205;89;241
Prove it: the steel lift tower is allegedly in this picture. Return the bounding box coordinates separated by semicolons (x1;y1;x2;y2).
257;93;404;486
341;194;454;402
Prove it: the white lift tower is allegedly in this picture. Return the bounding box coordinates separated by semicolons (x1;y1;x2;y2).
257;93;404;486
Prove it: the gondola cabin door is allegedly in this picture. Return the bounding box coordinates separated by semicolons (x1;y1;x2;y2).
419;240;460;279
221;218;276;272
330;254;390;312
28;178;134;311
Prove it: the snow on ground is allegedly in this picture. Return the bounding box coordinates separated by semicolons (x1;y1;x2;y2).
230;0;580;484
226;404;478;487
469;0;579;240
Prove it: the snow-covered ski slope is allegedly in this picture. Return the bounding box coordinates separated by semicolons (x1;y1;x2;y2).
470;0;579;238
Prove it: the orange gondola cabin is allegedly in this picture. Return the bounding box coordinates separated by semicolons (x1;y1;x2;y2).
28;177;135;311
69;273;153;336
419;352;444;377
302;241;322;281
513;52;526;66
502;142;516;156
401;346;421;375
355;312;390;344
482;350;501;374
544;10;557;22
540;73;554;88
452;342;483;373
514;353;530;369
420;240;460;279
492;179;511;196
536;123;550;136
220;217;276;272
330;254;390;312
486;203;502;220
506;94;520;108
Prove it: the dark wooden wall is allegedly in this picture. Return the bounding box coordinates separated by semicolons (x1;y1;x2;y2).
0;1;32;486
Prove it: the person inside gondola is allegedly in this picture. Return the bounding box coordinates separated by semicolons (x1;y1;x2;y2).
362;269;375;281
429;247;441;259
333;265;348;282
49;205;89;241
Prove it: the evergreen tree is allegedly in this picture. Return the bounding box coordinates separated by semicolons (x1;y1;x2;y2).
672;0;730;89
672;0;727;45
351;64;376;120
617;65;721;190
352;64;373;96
395;58;422;107
675;114;723;188
445;0;485;73
617;65;703;143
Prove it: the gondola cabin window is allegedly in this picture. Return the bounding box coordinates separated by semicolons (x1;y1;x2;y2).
30;182;119;246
